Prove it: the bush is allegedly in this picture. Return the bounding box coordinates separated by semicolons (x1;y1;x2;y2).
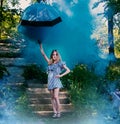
22;64;47;83
0;84;31;117
15;93;31;116
61;64;112;118
62;64;97;90
105;59;120;80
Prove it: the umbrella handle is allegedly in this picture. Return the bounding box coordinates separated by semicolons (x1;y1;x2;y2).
38;40;42;44
37;0;46;3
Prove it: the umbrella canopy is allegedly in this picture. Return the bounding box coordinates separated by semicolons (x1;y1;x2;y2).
20;1;62;26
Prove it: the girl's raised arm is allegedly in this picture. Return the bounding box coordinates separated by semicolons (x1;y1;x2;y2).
38;40;49;63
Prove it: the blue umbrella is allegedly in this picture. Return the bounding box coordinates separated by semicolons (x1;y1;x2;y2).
18;0;62;41
20;0;62;27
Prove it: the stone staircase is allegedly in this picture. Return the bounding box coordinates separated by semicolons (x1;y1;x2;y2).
0;39;26;86
0;39;74;118
0;39;27;120
26;82;74;117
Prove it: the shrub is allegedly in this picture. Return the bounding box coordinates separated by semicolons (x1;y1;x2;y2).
0;84;31;117
62;64;97;90
61;64;111;118
105;59;120;80
22;64;47;83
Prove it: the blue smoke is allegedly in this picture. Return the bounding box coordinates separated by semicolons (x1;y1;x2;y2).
18;0;109;74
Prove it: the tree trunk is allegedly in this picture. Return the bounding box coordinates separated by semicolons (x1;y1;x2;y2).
0;0;4;39
108;17;114;54
107;7;116;61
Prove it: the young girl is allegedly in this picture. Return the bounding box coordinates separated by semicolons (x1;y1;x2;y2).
38;41;70;118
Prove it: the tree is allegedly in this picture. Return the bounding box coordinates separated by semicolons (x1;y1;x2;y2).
93;0;120;60
0;0;21;39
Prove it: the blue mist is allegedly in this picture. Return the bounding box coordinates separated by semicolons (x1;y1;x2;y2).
18;0;109;74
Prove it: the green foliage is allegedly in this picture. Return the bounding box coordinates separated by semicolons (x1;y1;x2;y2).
22;64;47;83
115;38;120;57
62;64;113;118
62;64;97;90
0;0;21;39
71;86;111;118
15;93;31;116
105;59;120;80
0;83;31;117
106;0;120;14
93;0;120;35
0;62;9;78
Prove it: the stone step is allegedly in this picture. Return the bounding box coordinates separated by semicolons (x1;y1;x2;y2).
27;92;69;98
26;83;73;117
0;58;44;67
27;87;48;93
0;42;17;46
28;104;74;111
1;66;25;84
33;110;73;117
6;82;24;87
0;40;25;48
28;97;70;104
27;88;68;94
0;47;20;52
27;82;47;88
0;52;21;58
0;58;26;66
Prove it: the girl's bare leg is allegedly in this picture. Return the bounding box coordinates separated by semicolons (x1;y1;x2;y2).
53;88;61;114
49;90;57;114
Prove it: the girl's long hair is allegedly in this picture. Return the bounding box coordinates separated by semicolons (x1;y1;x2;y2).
49;50;61;65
